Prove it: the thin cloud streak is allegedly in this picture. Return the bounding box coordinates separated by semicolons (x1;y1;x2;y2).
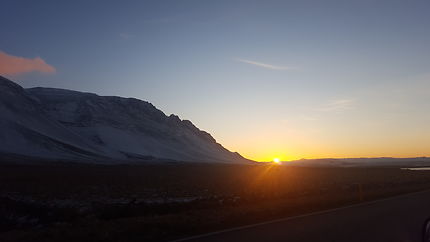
318;99;355;112
0;51;56;76
119;33;133;39
236;58;296;70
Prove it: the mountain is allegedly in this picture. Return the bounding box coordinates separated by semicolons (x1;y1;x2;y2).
0;76;250;163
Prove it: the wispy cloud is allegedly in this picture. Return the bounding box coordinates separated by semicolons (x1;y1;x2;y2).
119;33;133;40
318;99;355;112
0;51;56;76
143;18;172;24
236;58;296;70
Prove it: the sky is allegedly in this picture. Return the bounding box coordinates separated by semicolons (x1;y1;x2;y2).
1;0;430;161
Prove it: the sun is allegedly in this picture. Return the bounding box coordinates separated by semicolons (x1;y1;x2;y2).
273;158;281;164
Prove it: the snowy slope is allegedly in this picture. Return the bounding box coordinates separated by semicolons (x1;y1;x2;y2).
0;76;104;160
0;76;249;163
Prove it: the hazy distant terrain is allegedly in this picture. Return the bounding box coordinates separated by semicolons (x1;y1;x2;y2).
284;157;430;167
0;76;248;163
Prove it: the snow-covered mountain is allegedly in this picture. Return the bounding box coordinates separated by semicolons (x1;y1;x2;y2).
0;76;249;163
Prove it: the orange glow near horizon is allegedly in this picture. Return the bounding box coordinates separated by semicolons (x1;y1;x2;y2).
214;100;430;162
238;148;430;163
224;136;430;162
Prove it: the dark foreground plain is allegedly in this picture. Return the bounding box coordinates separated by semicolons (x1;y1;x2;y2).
2;160;430;241
177;189;430;242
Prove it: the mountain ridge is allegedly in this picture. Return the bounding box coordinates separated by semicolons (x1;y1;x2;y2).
0;76;250;164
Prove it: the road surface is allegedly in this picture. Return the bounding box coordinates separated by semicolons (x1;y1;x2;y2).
175;190;430;242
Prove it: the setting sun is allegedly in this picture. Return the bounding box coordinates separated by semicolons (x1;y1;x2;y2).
273;158;281;163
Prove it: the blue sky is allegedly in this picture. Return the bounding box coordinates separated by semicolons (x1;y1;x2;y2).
2;0;430;160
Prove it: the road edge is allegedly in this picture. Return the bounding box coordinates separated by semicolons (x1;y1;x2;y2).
171;188;430;242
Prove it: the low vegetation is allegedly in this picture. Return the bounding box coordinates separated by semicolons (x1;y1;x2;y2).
1;161;430;241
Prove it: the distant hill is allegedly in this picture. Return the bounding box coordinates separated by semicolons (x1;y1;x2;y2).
0;76;250;164
283;157;430;167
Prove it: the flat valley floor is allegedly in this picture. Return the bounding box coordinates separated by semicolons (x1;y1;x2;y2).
1;161;430;241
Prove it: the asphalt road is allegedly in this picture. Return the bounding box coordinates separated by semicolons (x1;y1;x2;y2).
175;190;430;242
